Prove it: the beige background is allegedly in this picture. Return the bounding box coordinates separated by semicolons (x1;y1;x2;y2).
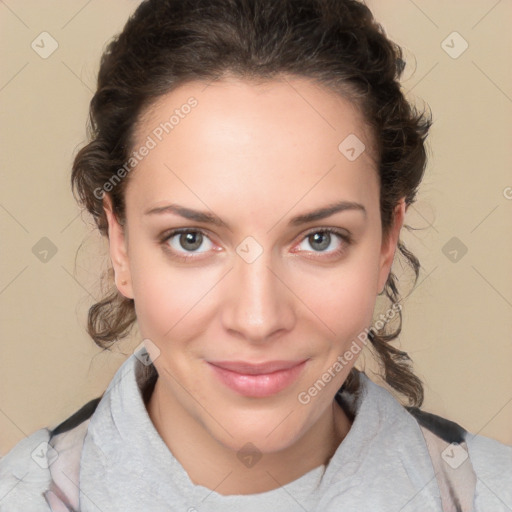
1;0;511;456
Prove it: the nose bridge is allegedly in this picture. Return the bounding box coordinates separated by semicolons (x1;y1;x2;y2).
221;247;295;342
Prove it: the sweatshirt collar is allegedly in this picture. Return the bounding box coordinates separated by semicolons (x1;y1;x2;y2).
79;348;442;511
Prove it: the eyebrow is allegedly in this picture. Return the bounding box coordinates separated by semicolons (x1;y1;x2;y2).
144;200;367;229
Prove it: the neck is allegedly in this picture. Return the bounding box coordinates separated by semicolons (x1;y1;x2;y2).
146;377;352;495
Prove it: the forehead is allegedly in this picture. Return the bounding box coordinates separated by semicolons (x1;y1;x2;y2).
134;75;374;158
126;76;379;221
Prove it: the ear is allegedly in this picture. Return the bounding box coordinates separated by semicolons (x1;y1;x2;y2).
103;194;134;299
376;197;406;295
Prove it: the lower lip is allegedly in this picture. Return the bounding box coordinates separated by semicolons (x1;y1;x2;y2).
207;361;307;398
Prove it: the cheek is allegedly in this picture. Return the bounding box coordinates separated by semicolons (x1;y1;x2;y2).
294;244;381;335
128;244;220;340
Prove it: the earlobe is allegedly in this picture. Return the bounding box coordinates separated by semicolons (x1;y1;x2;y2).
377;198;406;295
103;194;134;299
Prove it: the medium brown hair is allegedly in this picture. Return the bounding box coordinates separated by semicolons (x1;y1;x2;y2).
71;0;431;406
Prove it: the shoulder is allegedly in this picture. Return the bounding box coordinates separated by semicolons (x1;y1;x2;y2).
408;405;512;474
465;431;512;510
407;405;512;510
465;430;512;473
0;397;103;511
0;427;53;511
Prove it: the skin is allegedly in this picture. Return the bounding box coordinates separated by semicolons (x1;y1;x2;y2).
104;75;406;495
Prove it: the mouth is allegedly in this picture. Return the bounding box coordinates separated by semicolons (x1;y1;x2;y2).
207;359;308;398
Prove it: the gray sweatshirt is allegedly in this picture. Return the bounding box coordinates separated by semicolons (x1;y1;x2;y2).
1;349;511;511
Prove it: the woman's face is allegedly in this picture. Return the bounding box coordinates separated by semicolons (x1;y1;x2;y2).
105;76;404;453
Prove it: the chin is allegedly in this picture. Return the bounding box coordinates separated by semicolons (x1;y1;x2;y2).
206;410;309;454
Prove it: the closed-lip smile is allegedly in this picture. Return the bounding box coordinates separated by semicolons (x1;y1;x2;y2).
207;359;309;397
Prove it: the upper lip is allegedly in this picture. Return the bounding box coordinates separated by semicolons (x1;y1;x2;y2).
208;360;307;375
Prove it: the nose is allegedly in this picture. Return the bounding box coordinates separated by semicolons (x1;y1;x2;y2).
220;249;296;344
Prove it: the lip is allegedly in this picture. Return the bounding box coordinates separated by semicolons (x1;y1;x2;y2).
207;359;308;397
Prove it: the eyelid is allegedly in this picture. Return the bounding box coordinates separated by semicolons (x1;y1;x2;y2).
159;227;214;243
299;225;352;242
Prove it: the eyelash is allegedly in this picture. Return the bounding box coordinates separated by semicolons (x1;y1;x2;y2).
159;227;352;262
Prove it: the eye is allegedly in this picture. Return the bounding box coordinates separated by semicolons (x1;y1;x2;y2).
159;227;351;262
294;228;351;258
160;229;215;260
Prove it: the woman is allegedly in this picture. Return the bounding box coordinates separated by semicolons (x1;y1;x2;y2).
1;0;510;510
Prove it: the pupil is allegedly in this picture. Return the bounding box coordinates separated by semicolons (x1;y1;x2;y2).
181;232;202;251
310;232;330;251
